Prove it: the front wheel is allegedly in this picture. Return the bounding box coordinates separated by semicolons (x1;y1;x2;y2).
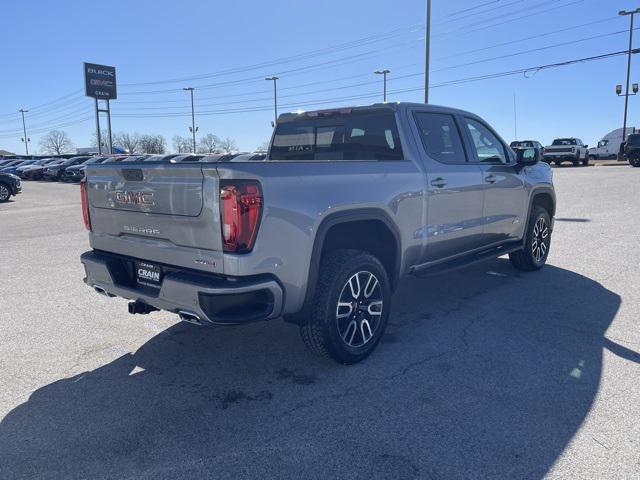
629;156;640;167
0;183;11;202
300;249;391;364
509;205;552;271
582;153;590;166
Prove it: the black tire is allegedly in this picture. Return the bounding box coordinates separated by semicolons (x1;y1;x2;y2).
554;161;561;166
589;155;597;161
0;182;11;203
509;205;552;272
629;155;640;167
572;155;580;167
582;153;590;166
300;249;391;364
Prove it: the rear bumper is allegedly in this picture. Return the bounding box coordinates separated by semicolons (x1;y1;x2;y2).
80;250;284;325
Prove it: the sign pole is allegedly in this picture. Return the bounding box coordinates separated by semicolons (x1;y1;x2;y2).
94;97;102;155
106;99;113;154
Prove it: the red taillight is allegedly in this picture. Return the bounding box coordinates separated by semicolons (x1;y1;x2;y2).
220;181;262;253
80;180;91;231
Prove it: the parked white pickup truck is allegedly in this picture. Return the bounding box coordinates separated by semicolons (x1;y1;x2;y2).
543;138;589;166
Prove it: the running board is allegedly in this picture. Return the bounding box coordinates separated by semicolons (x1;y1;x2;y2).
411;243;522;278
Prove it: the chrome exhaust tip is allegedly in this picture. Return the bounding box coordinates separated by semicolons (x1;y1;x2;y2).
93;285;114;297
178;310;204;325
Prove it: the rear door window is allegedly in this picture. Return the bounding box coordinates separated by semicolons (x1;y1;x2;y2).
269;110;403;161
414;112;467;164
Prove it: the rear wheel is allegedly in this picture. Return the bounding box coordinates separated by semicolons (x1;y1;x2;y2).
0;183;11;202
509;205;551;271
629;155;640;167
300;249;391;364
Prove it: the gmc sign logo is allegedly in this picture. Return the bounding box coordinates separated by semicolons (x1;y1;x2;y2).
114;191;154;206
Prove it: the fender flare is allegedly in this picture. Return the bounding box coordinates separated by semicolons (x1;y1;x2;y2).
527;186;556;232
292;208;402;320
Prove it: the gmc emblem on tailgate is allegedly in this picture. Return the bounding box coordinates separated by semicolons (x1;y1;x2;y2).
114;191;155;206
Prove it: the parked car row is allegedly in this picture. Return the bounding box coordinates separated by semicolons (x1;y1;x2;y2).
0;152;268;185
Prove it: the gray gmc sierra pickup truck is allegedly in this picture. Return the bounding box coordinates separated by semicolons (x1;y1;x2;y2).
80;102;555;364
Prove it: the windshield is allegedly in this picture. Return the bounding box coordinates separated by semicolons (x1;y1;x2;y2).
552;138;577;146
510;141;534;148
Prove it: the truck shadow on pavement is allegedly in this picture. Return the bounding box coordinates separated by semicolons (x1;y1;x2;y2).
0;259;624;479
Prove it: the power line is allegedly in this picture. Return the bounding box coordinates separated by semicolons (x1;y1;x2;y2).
107;50;636;119
451;0;585;35
433;28;637;73
2;48;630;140
436;16;619;59
118;24;423;88
441;0;526;23
446;0;502;18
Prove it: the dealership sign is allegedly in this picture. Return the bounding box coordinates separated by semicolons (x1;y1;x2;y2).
83;62;117;99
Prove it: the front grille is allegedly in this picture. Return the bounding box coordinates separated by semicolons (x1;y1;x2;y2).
548;147;573;153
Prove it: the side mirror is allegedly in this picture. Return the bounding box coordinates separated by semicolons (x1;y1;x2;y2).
516;147;538;165
584;144;589;148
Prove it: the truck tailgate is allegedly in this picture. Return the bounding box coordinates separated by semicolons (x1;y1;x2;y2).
85;163;225;274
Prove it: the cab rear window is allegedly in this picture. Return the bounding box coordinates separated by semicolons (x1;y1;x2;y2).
269;110;403;161
627;134;640;145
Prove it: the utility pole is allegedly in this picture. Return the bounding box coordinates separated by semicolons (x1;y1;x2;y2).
513;92;518;141
19;109;30;155
425;0;432;104
619;8;640;142
183;87;197;153
265;76;279;125
374;69;391;102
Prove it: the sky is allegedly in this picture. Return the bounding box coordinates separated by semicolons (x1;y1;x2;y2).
1;0;640;154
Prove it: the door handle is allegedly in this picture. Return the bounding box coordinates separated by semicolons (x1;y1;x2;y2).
430;177;447;188
485;174;497;184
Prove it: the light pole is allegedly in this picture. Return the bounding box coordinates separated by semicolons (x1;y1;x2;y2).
19;109;30;155
619;8;640;142
374;69;391;102
425;0;432;104
265;76;279;125
183;87;198;153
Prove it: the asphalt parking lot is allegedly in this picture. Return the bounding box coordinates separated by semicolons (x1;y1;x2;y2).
1;167;639;479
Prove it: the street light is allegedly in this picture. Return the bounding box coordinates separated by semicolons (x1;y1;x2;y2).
618;7;640;142
183;87;198;153
374;69;391;102
265;76;279;126
19;109;30;155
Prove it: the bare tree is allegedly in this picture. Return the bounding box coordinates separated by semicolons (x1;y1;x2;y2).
219;137;238;153
39;130;75;155
198;133;221;153
90;129;109;149
113;132;141;154
139;134;167;154
172;135;192;153
256;141;270;152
